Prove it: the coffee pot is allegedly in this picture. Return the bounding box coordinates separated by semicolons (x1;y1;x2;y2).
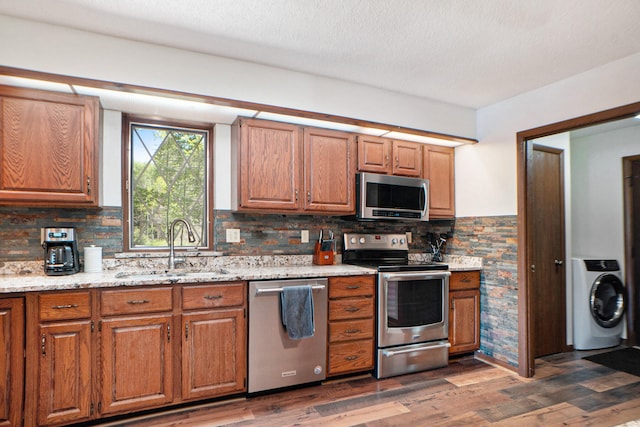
42;227;80;275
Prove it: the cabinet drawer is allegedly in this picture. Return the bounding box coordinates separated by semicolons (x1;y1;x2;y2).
182;282;245;310
329;298;373;321
328;339;374;375
39;291;91;321
329;276;374;298
100;287;172;316
329;318;373;343
449;270;481;291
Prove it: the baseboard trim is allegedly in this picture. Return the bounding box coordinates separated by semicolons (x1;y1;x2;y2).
474;352;519;375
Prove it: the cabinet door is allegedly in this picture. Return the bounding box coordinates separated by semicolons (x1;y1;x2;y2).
449;290;480;355
38;320;92;426
0;85;99;206
233;118;302;211
182;309;246;400
423;145;455;218
304;127;356;213
391;140;422;177
0;298;24;427
99;315;173;415
357;135;391;173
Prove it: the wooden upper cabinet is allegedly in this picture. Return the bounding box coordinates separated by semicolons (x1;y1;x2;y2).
391;140;422;177
232;118;302;211
0;85;100;206
357;135;421;177
423;144;455;219
232;118;356;214
357;135;391;173
304;127;356;213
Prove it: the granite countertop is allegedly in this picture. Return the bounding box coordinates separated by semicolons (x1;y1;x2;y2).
0;253;481;294
0;263;375;293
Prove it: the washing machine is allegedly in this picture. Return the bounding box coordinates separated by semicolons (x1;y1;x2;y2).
572;258;626;350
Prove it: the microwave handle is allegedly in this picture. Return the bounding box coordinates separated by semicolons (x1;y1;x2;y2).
421;180;429;219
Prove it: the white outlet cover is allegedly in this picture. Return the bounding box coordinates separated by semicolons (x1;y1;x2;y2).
226;228;241;243
301;230;309;243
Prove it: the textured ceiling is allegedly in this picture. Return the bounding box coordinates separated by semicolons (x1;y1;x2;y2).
1;0;640;109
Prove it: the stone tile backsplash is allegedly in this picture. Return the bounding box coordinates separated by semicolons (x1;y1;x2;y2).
0;207;519;369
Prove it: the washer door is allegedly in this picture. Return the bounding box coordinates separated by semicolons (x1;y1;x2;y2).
590;273;625;328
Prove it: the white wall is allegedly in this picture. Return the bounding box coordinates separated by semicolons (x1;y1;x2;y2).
571;125;640;263
101;110;122;206
0;14;475;138
457;52;640;217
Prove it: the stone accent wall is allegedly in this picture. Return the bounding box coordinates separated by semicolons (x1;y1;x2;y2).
447;215;518;367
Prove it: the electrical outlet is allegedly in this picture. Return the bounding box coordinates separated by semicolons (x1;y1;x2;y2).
226;228;241;243
301;230;309;243
406;231;412;243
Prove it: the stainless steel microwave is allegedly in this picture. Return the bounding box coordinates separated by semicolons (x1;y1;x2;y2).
356;172;429;221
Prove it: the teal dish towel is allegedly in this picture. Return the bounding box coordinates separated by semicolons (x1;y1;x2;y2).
280;285;315;340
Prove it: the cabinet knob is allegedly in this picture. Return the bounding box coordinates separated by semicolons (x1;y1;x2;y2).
555;259;564;266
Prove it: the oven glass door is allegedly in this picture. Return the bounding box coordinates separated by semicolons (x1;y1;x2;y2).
378;271;450;348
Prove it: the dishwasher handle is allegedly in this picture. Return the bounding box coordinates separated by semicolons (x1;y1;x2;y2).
255;284;326;296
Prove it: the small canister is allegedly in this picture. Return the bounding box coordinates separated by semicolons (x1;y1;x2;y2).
84;245;103;273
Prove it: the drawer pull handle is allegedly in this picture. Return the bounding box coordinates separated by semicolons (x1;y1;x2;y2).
345;355;359;361
204;295;223;300
345;329;361;334
345;285;360;290
127;299;150;305
345;307;360;313
52;304;79;309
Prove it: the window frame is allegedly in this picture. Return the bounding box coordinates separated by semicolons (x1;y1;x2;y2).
122;114;214;252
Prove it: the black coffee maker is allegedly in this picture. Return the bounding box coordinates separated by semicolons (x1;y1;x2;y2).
42;227;80;275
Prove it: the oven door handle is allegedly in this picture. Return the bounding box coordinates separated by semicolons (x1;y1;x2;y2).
382;341;451;357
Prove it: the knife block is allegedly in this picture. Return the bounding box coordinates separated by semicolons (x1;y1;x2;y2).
313;241;335;265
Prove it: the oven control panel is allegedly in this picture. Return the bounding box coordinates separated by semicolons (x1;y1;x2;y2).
343;233;409;251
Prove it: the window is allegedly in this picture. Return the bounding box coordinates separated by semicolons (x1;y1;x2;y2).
124;116;212;251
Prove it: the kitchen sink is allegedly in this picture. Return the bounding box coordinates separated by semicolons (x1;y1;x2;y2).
114;269;230;281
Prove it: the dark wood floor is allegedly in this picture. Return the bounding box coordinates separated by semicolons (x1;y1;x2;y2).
97;348;640;427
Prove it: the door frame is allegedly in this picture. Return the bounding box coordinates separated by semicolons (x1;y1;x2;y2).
623;155;640;345
516;101;640;378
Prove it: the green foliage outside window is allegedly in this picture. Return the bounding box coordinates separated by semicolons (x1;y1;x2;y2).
130;123;208;249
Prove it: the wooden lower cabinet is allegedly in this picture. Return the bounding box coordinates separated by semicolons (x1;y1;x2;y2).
23;283;248;426
99;314;174;416
448;271;481;356
327;275;375;377
37;321;93;425
26;291;94;427
0;298;24;427
181;282;246;400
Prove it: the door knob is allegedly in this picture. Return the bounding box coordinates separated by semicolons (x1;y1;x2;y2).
554;260;564;266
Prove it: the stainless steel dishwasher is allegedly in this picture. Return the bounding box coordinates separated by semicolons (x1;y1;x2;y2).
248;278;328;393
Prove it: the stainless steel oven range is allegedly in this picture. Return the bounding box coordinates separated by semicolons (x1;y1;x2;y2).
343;233;450;379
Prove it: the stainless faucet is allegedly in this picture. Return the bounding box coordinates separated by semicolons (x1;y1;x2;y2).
168;218;196;269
